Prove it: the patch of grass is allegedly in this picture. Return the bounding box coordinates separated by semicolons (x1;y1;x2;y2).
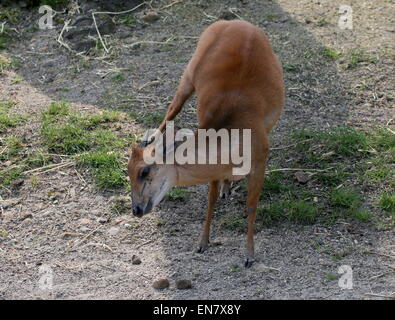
293;126;368;164
0;229;9;238
118;14;136;26
262;171;290;195
322;48;342;60
40;102;128;189
0;167;25;186
324;273;338;281
347;49;377;69
166;187;188;201
0;55;12;72
0;6;20;23
43;101;70;118
314;169;350;186
111;74;125;83
317;18;329;26
0;99;25;132
284;64;301;73
265;14;277;21
11;76;24;84
379;193;395;216
352;209;373;223
138;112;163;127
257;200;319;226
78;151;127;188
220;214;247;232
329;188;362;209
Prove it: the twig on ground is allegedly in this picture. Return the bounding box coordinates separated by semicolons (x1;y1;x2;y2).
74;169;87;185
85;242;113;252
124;37;175;48
159;0;183;11
57;19;75;53
91;1;148;53
266;167;333;174
23;161;75;175
364;292;395;299
138;80;160;91
73;225;103;247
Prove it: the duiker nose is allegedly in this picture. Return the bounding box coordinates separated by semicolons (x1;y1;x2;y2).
132;205;143;217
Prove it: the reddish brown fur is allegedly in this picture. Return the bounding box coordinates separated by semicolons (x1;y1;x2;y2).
128;20;284;267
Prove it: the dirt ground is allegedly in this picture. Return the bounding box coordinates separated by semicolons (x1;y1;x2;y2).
0;0;394;299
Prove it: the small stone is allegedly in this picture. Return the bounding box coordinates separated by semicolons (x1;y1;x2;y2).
294;171;311;184
0;198;21;209
108;226;120;236
152;278;170;289
20;212;33;221
132;255;141;265
175;279;192;290
142;11;160;23
79;218;91;225
97;217;109;224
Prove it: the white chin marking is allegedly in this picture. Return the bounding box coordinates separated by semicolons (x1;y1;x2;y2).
152;180;171;208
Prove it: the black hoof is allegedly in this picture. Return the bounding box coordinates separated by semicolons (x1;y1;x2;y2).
244;258;254;268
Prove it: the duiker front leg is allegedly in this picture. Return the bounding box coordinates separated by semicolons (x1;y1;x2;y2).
197;180;219;253
244;133;269;268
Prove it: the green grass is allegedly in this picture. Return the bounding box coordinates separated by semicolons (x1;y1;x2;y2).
221;126;393;231
322;48;342;60
0;99;25;132
329;188;362;209
40;101;129;189
111;74;125;83
118;14;136;26
78;151;127;188
317;18;329;26
347;49;377;69
136;112;163;127
379;193;395;216
284;64;301;73
265;14;277;21
166;188;188;201
0;55;12;72
324;273;338;281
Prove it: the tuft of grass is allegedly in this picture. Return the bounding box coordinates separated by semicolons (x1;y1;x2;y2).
324;273;338;281
78;151;127;188
43;101;70;118
347;49;377;69
0;167;25;186
379;193;395;216
111;74;125;83
40;102;128;189
138;112;163;127
293;126;368;164
118;14;136;26
265;14;277;21
166;187;188;201
317;18;329;26
0;55;12;72
322;48;342;60
0;99;25;132
257;200;319;226
284;64;301;73
329;188;362;209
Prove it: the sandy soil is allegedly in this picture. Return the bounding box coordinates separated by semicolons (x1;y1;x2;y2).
0;0;394;299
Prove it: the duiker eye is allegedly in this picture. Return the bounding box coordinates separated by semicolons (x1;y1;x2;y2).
140;166;150;178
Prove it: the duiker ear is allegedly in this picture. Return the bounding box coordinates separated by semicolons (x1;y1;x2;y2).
139;129;160;148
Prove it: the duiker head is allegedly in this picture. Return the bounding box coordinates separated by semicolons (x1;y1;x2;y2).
127;140;177;217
